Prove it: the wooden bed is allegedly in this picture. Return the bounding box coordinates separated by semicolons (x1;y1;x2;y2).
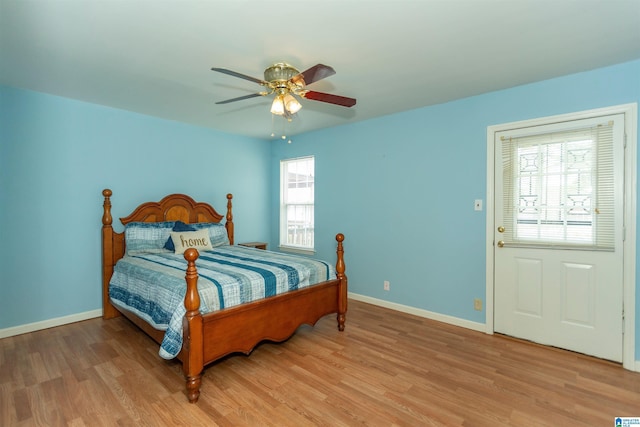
101;189;347;403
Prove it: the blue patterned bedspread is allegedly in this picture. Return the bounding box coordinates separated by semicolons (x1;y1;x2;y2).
109;245;335;359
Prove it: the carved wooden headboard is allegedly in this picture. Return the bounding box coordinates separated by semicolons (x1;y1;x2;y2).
119;192;228;225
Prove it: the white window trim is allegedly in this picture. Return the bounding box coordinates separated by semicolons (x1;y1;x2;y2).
279;156;315;253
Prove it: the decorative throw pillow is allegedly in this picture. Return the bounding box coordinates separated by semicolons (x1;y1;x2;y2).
169;229;212;254
164;220;195;251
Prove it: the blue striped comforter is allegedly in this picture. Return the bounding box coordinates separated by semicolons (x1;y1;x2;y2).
109;245;335;359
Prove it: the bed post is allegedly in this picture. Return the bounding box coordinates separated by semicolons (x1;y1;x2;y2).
225;193;234;245
182;248;204;403
335;233;347;331
102;189;121;319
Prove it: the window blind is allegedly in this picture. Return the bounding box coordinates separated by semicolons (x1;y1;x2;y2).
501;121;614;250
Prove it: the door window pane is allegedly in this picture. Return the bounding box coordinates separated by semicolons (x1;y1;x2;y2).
501;121;615;250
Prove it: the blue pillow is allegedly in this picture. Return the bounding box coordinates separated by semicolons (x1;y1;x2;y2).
164;221;195;251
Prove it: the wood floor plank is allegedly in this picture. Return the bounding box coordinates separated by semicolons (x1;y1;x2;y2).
1;299;639;426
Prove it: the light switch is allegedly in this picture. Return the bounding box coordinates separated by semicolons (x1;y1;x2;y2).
474;199;483;211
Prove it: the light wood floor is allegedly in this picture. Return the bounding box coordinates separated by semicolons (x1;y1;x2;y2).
1;300;639;426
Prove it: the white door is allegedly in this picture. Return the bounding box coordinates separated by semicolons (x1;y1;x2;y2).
494;114;625;362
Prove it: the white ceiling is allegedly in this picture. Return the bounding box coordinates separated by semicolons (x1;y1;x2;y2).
2;0;639;140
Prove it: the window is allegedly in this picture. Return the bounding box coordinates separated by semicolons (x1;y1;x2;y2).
501;119;616;250
280;156;314;251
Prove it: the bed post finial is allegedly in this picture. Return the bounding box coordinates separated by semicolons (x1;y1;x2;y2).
335;233;345;278
335;233;347;331
102;189;113;226
226;193;234;245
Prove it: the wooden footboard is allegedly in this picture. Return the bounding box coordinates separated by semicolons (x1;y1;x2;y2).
101;189;347;403
179;234;347;403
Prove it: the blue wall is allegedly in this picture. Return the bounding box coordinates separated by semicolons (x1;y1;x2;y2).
2;59;639;361
270;60;640;358
0;86;271;329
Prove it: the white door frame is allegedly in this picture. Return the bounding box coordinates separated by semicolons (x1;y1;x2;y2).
485;103;638;371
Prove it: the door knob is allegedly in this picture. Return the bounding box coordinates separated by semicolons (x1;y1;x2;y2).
497;240;504;247
497;226;505;233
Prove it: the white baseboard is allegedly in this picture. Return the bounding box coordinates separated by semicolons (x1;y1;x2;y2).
0;309;103;339
348;292;486;333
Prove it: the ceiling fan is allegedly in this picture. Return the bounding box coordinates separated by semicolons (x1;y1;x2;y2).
211;63;357;117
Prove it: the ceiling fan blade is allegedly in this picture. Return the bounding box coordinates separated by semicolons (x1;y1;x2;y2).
215;93;265;104
292;64;336;86
211;67;267;85
301;91;356;108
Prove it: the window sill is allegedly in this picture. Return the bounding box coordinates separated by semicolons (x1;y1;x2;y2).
279;245;316;256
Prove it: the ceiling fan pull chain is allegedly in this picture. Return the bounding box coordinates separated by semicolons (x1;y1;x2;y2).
280;115;287;140
270;114;276;138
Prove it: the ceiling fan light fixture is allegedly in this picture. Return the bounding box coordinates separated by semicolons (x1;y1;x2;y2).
283;93;302;114
212;62;356;132
270;95;285;115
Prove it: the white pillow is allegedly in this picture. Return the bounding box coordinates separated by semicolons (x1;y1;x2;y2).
169;229;212;254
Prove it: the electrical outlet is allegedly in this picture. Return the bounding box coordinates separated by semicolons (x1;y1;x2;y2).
474;298;482;311
383;280;390;291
